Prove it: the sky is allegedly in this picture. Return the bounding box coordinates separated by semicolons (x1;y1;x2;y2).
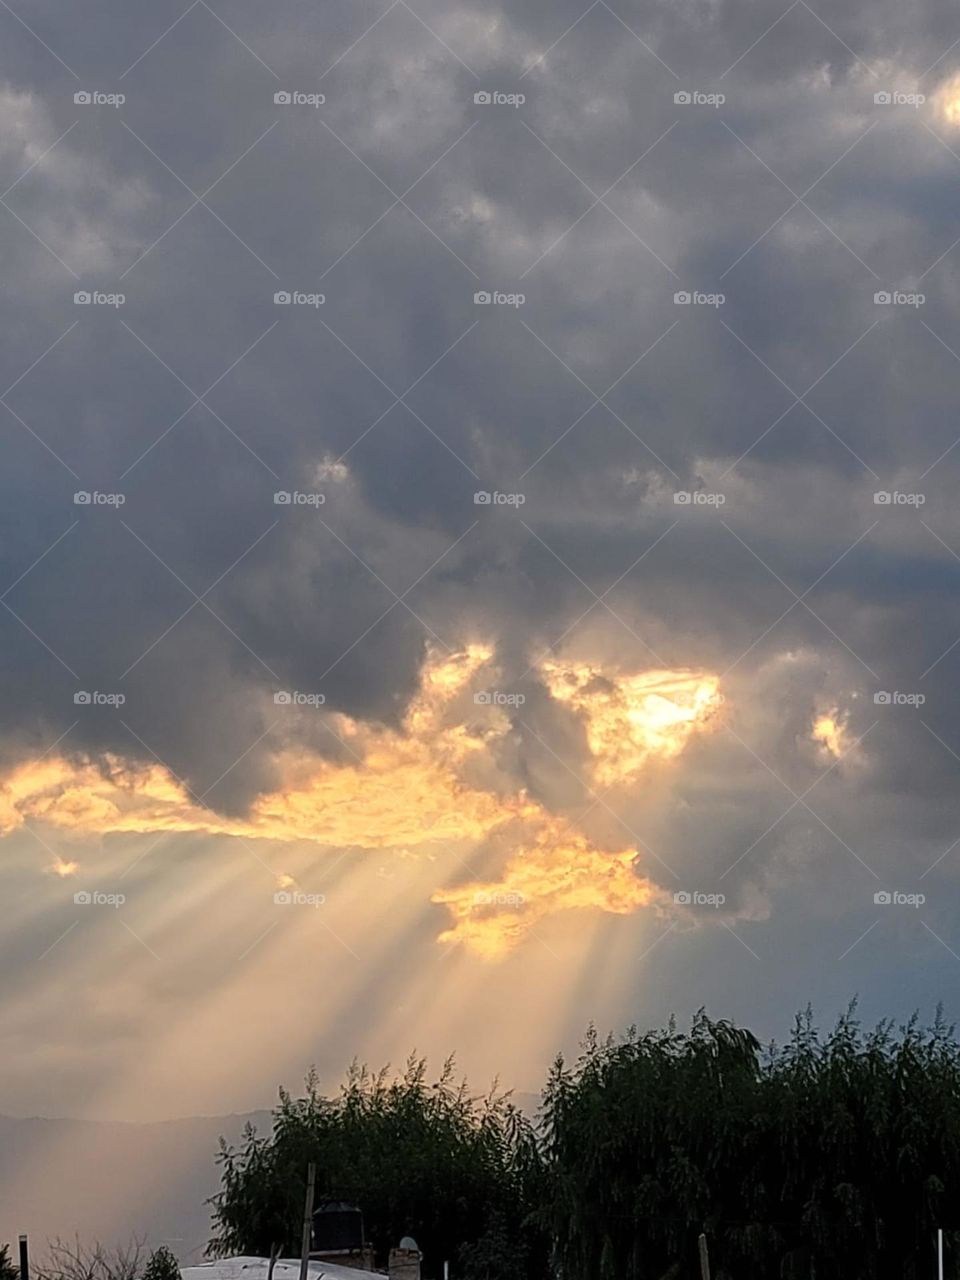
3;0;960;1133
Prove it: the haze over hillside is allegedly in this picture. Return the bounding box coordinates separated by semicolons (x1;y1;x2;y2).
0;1111;271;1264
0;1095;540;1261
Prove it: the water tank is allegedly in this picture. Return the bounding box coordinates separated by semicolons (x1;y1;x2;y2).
311;1201;364;1252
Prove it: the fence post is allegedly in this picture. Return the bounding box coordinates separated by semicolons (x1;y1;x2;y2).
298;1162;316;1280
698;1233;711;1280
938;1228;944;1280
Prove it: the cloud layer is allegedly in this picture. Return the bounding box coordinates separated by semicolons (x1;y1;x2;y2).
4;0;960;1118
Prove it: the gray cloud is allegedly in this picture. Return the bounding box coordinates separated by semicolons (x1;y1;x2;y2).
3;0;960;1119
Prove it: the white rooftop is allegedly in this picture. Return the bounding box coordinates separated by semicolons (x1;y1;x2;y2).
183;1256;383;1280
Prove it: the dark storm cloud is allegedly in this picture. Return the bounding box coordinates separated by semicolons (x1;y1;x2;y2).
2;0;960;911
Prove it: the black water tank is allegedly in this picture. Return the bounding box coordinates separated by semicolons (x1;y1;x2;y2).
311;1201;364;1252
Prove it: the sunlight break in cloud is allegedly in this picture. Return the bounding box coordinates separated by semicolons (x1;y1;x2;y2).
0;646;720;956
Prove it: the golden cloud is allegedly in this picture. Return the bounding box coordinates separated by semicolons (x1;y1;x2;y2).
433;822;664;960
936;73;960;126
0;646;720;956
539;660;722;786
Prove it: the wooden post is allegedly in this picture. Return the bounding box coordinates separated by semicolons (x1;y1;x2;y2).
18;1236;28;1280
298;1162;316;1280
698;1233;710;1280
299;1163;316;1280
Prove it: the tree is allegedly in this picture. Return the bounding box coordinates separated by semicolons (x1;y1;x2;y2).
210;1008;960;1280
0;1245;18;1280
142;1248;180;1280
540;1005;960;1280
209;1056;549;1280
35;1238;144;1280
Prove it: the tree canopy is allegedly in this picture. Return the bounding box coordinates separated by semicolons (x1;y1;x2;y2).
210;1004;960;1279
209;1054;546;1279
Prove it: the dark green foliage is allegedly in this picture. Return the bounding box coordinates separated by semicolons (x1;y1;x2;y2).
142;1247;180;1280
0;1245;18;1280
211;1007;960;1280
456;1210;529;1280
208;1055;548;1280
541;1005;960;1280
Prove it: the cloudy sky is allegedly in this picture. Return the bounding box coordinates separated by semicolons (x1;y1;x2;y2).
3;0;960;1135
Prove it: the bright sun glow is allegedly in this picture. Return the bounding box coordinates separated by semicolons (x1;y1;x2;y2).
937;74;960;125
1;647;721;957
539;661;723;786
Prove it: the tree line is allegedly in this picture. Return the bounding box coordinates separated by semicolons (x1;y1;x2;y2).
209;1005;960;1279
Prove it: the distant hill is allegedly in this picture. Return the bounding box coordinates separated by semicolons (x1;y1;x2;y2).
0;1110;272;1265
0;1093;540;1265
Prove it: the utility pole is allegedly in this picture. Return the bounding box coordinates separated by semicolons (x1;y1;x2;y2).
18;1235;28;1280
299;1162;316;1280
698;1233;711;1280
